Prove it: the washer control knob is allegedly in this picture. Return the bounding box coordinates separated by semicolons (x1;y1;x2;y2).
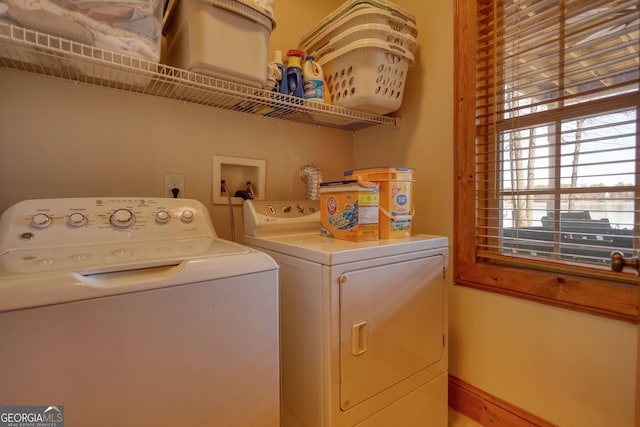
68;212;88;227
181;209;194;223
110;209;136;229
31;213;52;229
155;210;171;224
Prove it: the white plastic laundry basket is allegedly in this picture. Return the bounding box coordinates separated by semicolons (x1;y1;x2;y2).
299;0;417;52
318;39;415;115
311;23;417;62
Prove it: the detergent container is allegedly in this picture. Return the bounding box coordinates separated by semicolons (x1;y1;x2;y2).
345;167;415;238
303;55;324;102
319;180;379;242
286;49;305;98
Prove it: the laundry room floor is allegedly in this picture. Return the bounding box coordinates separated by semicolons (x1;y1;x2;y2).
448;408;483;426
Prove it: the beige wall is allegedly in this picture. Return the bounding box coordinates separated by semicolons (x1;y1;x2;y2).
0;0;349;241
0;68;353;240
352;1;638;426
0;0;637;425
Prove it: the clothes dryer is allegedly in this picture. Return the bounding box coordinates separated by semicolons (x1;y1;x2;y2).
0;197;280;427
244;199;448;427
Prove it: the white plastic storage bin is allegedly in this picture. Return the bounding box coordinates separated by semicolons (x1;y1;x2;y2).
164;0;276;88
0;0;163;62
318;39;414;115
311;23;417;62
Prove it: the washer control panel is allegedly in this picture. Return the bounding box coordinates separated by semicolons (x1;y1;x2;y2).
0;198;215;253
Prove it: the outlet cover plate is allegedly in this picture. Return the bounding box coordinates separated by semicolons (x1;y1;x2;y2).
165;173;185;198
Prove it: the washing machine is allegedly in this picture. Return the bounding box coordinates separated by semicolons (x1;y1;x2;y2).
0;197;280;427
243;199;449;427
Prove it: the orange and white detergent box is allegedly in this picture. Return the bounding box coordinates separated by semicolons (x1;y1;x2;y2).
319;180;379;242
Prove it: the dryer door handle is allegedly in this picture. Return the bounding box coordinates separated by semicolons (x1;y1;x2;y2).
351;320;368;356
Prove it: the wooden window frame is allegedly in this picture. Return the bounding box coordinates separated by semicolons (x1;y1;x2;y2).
454;0;639;323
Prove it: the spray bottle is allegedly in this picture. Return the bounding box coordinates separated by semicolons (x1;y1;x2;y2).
286;49;305;98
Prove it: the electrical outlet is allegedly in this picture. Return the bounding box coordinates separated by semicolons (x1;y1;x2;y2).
164;173;185;198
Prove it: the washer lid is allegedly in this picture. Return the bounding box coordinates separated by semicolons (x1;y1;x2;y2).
244;233;448;265
0;240;277;312
0;237;251;274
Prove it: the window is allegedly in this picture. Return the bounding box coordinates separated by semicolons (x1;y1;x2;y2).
455;0;639;321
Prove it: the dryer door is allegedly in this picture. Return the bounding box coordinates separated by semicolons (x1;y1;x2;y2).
339;255;444;410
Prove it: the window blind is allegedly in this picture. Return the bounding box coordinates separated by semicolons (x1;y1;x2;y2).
475;0;639;275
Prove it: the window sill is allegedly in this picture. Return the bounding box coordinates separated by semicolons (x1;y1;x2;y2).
456;261;639;323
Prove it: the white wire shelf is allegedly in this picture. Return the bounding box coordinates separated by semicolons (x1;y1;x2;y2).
0;23;398;131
